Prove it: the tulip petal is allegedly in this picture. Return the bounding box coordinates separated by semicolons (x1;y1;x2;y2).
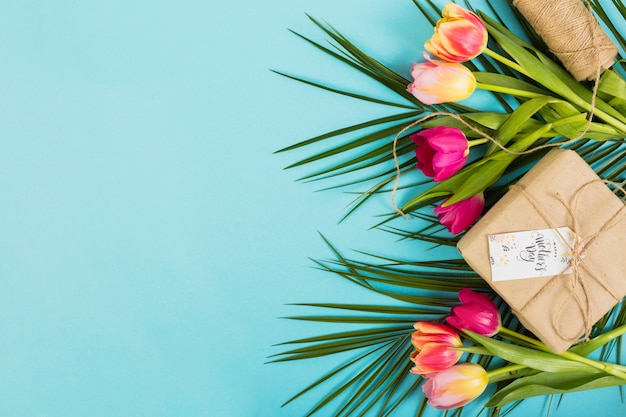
433;194;484;235
446;288;501;336
410;126;469;181
448;305;499;336
425;3;488;62
407;59;475;104
410;322;462;375
431;154;467;182
459;288;496;310
449;198;483;234
414;321;458;334
412;136;437;177
412;322;462;350
444;314;466;333
419;343;462;366
427;133;469;153
422;363;488;410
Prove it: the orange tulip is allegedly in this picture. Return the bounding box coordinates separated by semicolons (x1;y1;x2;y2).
410;322;463;375
407;55;476;104
422;363;489;410
425;3;488;62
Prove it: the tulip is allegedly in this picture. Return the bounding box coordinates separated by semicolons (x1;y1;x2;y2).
422;363;488;410
407;54;476;104
433;193;484;235
410;126;469;181
410;322;463;375
425;3;488;62
446;288;501;337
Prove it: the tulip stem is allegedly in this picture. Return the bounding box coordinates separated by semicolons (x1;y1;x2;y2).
497;327;545;349
486;364;528;383
498;327;626;381
467;138;488;147
574;100;626;134
483;48;530;77
586;323;626;348
475;83;546;99
559;353;626;380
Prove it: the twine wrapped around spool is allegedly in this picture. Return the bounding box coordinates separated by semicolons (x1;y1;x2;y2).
513;0;618;81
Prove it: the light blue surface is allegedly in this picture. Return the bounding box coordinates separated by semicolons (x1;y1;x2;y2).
0;0;624;416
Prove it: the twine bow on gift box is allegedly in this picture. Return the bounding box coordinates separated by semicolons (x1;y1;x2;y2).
511;180;626;344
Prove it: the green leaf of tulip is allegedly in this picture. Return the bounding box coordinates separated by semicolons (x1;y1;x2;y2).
484;96;555;155
598;69;626;102
486;371;626;408
464;332;599;374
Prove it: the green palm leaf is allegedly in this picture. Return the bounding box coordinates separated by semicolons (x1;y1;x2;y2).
274;1;626;416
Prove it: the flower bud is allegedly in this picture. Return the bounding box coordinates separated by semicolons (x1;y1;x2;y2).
410;126;469;182
422;363;489;410
433;194;484;235
410;322;463;375
425;3;488;62
446;288;501;337
407;55;476;104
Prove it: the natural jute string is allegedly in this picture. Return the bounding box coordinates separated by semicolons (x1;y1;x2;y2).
513;0;617;81
510;181;626;342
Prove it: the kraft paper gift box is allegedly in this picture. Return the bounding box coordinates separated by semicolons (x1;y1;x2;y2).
457;148;626;353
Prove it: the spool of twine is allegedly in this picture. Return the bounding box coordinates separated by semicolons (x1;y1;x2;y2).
512;0;617;81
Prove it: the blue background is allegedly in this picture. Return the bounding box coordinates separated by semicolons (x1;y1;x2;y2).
0;0;624;416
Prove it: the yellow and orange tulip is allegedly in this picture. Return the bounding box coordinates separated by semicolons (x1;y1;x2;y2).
422;363;488;410
407;55;476;104
446;288;502;336
425;2;488;62
410;322;463;375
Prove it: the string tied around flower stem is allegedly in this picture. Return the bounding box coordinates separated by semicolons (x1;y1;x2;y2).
509;181;626;343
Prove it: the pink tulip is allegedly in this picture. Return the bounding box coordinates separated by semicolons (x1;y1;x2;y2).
425;3;488;62
407;54;476;104
433;193;484;235
446;288;501;337
410;126;469;181
422;363;489;410
410;322;463;375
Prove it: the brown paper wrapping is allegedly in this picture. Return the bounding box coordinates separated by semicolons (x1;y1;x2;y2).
458;149;626;353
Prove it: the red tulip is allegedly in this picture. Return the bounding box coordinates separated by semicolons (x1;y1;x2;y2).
434;194;485;235
425;3;488;63
407;55;476;104
422;363;489;410
446;288;501;337
410;126;469;181
410;322;463;375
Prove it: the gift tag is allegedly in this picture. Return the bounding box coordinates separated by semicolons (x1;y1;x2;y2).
488;227;580;281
